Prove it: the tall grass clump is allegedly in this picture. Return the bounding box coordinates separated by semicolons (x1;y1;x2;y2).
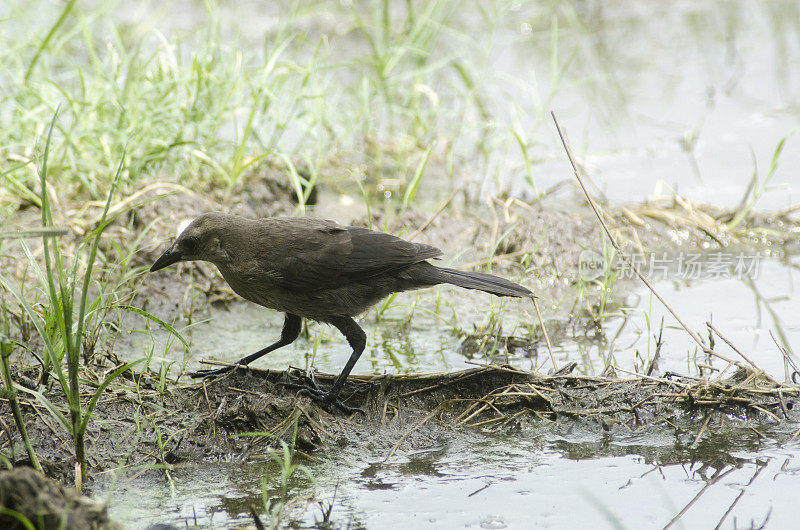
0;116;137;488
2;0;333;211
0;0;570;221
347;0;467;209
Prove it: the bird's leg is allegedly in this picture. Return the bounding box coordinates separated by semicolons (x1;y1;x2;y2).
298;315;366;414
189;313;302;378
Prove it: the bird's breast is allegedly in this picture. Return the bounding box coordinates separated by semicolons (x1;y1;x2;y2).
216;263;283;308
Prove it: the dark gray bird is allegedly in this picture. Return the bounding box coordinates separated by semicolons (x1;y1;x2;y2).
150;213;533;412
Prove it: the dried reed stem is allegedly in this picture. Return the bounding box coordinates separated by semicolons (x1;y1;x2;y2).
551;111;706;350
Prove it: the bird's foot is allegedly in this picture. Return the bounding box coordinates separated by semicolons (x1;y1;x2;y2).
188;363;240;379
283;369;363;415
298;386;363;415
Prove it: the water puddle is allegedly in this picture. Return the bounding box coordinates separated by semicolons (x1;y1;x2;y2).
492;2;800;209
562;253;799;378
97;430;800;529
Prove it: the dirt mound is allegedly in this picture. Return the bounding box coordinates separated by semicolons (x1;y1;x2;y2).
0;467;115;530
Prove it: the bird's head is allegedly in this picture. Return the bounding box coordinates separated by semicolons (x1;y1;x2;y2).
150;213;234;272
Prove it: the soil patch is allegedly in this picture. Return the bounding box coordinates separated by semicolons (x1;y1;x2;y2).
0;467;115;530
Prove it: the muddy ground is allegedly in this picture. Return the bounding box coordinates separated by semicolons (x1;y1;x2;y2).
3;363;800;488
0;467;114;530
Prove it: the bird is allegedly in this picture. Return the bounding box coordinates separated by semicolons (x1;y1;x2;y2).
149;212;533;413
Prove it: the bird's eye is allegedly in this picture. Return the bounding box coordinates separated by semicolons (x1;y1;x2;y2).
183;237;198;253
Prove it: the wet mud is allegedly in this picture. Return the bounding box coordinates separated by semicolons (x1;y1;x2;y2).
0;467;115;530
3;364;798;490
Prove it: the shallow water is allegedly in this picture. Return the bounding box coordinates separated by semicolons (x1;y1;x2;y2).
563;253;800;378
493;1;800;209
99;427;800;529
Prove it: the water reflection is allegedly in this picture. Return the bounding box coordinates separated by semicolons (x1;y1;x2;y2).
100;427;800;529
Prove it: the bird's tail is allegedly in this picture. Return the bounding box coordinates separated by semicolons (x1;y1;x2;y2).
433;266;533;299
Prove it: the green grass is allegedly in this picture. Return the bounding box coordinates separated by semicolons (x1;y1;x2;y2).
0;116;141;487
726;134;792;232
235;418;315;528
0;0;588;222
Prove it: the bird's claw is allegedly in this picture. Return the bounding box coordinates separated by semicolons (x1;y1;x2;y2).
298;386;363;415
188;364;239;379
283;369;363;415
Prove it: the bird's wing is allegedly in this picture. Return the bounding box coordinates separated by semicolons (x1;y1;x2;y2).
340;226;442;278
265;222;442;291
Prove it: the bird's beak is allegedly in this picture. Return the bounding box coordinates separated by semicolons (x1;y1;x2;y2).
150;243;183;272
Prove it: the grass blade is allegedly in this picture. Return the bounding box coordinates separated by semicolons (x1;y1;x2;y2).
112;305;190;356
24;0;77;82
78;359;142;435
402;143;434;210
16;386;72;435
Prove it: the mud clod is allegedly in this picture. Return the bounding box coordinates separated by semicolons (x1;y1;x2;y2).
0;467;115;530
